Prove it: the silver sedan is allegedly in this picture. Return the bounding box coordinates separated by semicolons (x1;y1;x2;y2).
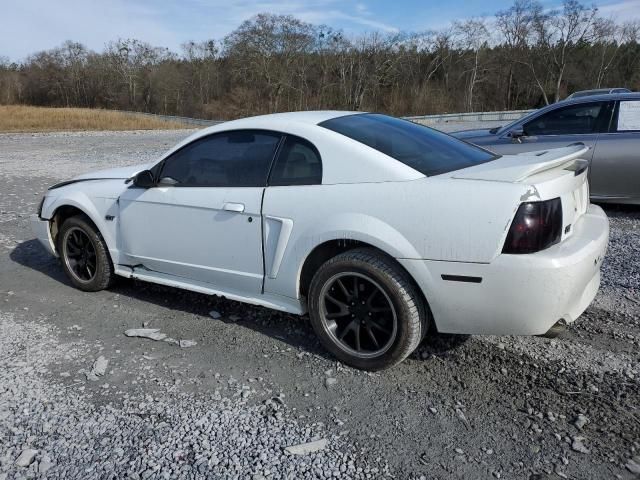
452;92;640;205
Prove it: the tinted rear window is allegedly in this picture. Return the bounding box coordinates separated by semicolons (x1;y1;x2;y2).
319;113;498;176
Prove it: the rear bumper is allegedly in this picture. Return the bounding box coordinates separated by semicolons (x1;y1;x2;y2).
400;204;609;335
30;214;57;256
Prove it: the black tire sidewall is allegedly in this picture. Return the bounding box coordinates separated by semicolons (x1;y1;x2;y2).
308;250;424;370
58;215;114;292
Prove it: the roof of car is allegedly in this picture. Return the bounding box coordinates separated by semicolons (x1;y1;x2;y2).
159;110;425;185
168;111;362;155
184;111;362;142
557;91;640;104
190;110;361;142
568;87;630;96
227;110;362;126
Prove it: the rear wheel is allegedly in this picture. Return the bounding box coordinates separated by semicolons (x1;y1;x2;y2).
308;248;427;370
57;215;114;291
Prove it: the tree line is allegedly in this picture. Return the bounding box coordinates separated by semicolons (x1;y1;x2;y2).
1;0;639;119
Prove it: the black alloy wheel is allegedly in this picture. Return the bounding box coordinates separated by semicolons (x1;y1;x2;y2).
308;248;428;370
319;271;398;358
57;214;115;292
63;226;97;282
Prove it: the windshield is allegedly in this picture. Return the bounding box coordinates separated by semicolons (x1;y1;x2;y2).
320;113;499;176
496;105;555;134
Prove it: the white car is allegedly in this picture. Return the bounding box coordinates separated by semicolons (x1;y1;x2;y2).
31;112;609;370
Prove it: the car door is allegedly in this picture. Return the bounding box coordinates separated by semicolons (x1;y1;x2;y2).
487;101;612;159
590;98;640;202
261;134;323;299
117;129;282;296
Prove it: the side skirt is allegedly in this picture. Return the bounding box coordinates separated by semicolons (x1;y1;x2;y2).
114;266;305;315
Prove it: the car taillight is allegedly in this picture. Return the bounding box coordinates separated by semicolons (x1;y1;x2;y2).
502;198;562;254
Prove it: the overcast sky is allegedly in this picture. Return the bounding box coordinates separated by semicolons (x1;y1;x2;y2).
2;0;640;61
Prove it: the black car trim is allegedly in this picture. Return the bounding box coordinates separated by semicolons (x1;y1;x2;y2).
441;274;483;284
48;178;125;190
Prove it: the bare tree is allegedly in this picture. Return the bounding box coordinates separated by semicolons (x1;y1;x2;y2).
496;0;538;108
454;19;490;111
592;18;622;88
0;57;21;104
224;14;316;113
533;0;599;103
3;1;639;118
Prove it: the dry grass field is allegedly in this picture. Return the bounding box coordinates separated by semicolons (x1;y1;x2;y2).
0;105;191;132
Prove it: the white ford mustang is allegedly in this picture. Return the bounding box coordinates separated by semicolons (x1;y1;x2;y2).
31;111;609;370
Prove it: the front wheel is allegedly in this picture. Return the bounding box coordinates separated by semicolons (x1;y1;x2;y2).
308;248;428;370
57;215;115;292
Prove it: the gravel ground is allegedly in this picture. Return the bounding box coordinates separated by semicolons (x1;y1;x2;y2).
0;129;638;480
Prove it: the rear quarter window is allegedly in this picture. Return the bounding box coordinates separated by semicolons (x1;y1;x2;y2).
269;136;322;186
319;113;498;176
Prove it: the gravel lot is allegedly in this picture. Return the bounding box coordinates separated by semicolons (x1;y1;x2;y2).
0;128;638;480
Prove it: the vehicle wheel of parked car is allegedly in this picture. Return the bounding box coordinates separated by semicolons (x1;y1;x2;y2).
58;215;115;292
308;248;427;370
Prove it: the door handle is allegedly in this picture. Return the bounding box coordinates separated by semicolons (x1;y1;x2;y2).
223;202;245;213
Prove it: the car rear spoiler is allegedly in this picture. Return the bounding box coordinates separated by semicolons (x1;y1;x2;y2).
512;143;590;182
452;143;590;183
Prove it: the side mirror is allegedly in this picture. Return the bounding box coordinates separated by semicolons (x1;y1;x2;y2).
509;127;525;138
508;127;525;143
132;170;155;188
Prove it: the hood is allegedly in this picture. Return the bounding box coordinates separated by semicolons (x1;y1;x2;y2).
48;163;151;191
72;163;151;181
450;128;497;140
452;144;589;183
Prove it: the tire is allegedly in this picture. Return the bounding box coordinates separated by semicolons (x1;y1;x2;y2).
308;248;428;370
57;214;115;292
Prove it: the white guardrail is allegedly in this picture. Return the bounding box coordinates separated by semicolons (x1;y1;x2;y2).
117;109;535;127
117;110;224;127
405;109;534;125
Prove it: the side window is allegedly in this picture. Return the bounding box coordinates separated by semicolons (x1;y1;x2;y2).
615;100;640;132
269;136;322;186
524;102;608;136
160;130;281;187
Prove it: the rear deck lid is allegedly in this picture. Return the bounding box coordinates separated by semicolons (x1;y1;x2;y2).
452;144;589;183
453;143;591;244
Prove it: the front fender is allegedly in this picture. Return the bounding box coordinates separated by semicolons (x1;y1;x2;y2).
43;192;119;260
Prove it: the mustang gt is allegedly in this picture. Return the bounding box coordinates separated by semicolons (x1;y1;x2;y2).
31;112;609;370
